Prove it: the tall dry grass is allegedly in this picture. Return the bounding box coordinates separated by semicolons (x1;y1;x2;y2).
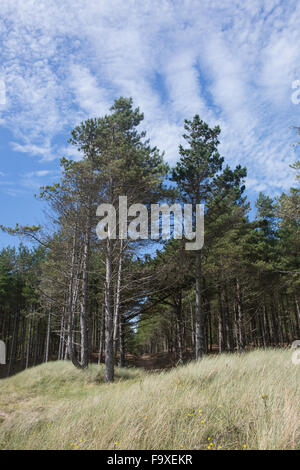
0;349;299;450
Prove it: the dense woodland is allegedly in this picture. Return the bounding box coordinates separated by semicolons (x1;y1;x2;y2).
0;98;299;382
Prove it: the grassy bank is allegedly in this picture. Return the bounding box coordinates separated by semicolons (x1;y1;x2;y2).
0;349;299;450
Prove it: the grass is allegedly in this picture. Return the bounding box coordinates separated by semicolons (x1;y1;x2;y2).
0;349;299;450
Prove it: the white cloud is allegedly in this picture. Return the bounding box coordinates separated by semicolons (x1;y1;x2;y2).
68;64;111;117
25;170;52;178
11;141;55;161
20;169;56;190
0;0;299;197
60;144;84;162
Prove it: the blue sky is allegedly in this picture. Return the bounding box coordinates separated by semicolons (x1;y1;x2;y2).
0;0;300;248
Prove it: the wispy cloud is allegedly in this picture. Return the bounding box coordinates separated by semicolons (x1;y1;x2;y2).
11;141;55;161
20;169;56;189
0;169;56;197
0;0;299;196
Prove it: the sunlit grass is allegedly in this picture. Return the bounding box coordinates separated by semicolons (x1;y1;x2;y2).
0;349;299;450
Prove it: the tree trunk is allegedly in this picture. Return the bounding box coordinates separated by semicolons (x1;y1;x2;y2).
218;289;225;353
105;238;114;383
44;311;51;363
294;296;300;338
236;278;244;352
190;301;195;350
195;251;204;359
98;305;105;364
7;311;19;377
67;223;83;369
224;286;233;352
26;315;32;369
119;312;125;368
80;215;91;369
263;303;271;345
58;313;65;360
113;240;123;358
175;293;184;364
20;315;26;370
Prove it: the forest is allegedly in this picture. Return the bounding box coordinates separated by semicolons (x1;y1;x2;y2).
0;97;299;382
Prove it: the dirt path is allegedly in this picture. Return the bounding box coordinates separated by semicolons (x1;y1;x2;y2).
126;352;176;370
